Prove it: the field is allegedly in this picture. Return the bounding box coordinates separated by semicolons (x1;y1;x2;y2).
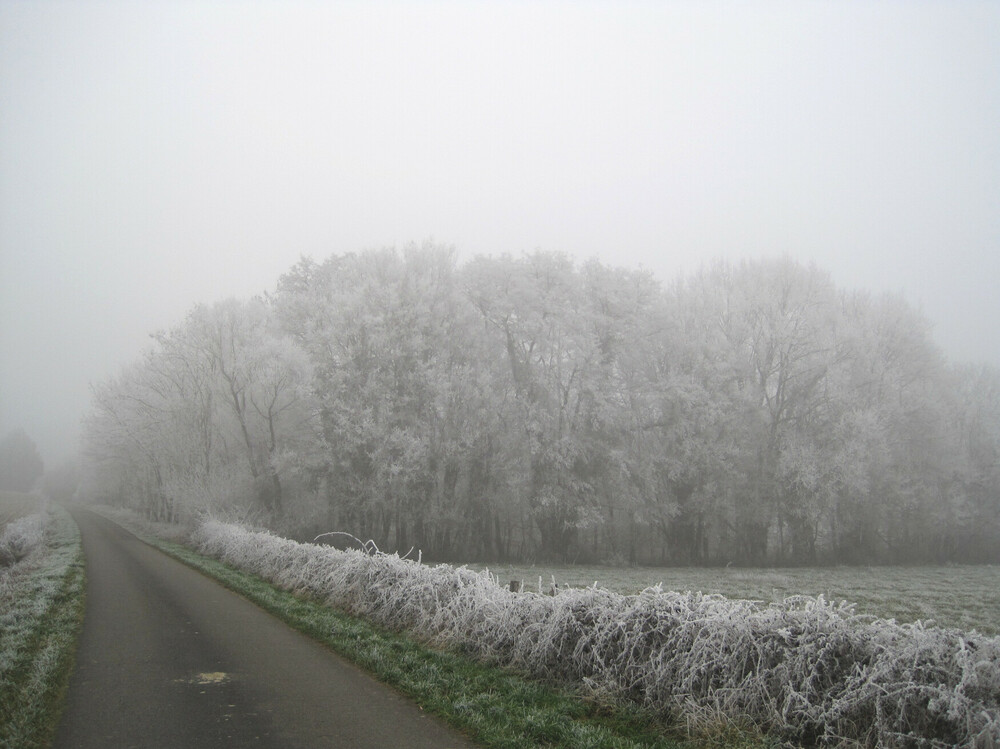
471;562;1000;636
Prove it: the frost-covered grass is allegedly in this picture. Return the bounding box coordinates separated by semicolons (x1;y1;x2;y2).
187;521;1000;748
474;564;1000;637
0;503;85;749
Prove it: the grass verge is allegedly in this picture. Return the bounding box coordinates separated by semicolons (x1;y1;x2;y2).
119;521;772;749
0;505;86;749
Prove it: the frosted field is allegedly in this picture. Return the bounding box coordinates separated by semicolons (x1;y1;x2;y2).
471;563;1000;636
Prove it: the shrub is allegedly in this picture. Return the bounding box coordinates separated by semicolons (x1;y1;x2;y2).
0;512;47;568
190;520;1000;747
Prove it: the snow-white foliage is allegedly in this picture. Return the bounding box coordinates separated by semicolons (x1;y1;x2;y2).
0;511;47;567
190;520;1000;747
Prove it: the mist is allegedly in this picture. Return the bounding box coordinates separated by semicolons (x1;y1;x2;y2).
2;1;999;466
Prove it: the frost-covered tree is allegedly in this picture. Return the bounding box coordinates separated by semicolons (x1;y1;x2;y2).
180;298;313;514
835;290;955;561
463;253;658;560
275;244;511;556
82;297;315;523
84;362;174;519
82;247;1000;564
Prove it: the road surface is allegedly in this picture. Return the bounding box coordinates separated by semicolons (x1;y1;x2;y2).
54;509;479;748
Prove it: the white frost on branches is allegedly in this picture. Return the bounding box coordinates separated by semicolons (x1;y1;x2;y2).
191;520;1000;747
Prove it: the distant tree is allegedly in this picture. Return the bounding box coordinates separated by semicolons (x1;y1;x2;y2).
80;246;1000;566
940;363;1000;562
0;429;45;492
275;244;502;557
83;363;175;520
837;290;953;562
42;460;80;503
182;298;311;515
637;271;756;565
82;296;316;523
464;252;610;560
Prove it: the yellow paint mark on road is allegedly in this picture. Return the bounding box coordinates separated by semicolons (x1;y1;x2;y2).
194;672;229;684
174;671;231;686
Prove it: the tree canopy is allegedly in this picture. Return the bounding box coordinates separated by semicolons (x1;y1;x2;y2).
81;245;1000;564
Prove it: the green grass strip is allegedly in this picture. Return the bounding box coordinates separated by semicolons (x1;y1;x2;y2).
0;506;86;749
127;527;772;749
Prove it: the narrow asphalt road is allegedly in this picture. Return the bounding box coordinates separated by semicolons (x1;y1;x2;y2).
54;509;479;748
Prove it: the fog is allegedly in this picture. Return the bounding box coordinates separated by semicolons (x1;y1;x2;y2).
2;1;999;464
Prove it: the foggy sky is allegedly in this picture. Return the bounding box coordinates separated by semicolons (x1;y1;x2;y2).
2;1;999;465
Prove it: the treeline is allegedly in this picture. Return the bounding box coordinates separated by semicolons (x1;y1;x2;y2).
82;245;1000;565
